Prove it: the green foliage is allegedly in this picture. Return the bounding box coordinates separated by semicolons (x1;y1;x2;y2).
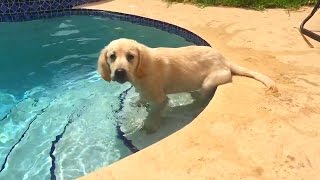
165;0;316;9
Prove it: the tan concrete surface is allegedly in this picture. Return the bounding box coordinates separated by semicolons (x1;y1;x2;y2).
77;0;320;179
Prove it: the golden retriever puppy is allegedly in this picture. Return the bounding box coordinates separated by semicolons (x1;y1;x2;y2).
98;38;277;132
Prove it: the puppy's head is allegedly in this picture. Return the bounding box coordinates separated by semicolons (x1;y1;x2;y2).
98;38;148;84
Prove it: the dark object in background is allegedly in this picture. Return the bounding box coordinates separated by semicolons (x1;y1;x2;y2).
300;0;320;42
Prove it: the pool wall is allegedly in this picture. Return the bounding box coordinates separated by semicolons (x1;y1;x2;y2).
0;1;210;46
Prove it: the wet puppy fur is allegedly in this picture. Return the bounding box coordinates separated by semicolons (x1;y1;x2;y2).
98;38;277;133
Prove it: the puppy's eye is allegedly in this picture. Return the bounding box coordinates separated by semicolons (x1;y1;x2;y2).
109;53;116;61
126;53;134;62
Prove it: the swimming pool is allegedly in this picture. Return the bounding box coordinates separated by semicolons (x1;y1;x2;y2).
0;14;209;179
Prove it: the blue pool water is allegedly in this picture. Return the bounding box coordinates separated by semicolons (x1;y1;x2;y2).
0;15;205;179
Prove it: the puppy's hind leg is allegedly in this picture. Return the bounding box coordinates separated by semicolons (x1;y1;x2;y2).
200;69;232;100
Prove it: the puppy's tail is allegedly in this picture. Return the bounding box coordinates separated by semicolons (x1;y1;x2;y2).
226;61;278;93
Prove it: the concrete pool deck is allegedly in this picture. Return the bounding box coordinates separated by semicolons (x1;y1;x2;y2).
78;0;320;179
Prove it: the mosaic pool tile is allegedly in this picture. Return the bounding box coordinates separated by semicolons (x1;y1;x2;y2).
0;1;210;46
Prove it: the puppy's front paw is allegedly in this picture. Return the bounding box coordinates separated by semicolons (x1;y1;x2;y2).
142;126;157;134
142;119;161;134
131;98;148;108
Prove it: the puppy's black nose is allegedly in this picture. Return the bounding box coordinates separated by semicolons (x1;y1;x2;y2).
114;68;127;83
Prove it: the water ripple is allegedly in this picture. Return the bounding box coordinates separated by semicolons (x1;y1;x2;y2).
0;100;54;173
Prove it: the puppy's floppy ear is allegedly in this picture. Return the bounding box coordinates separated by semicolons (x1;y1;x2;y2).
97;47;111;82
135;44;150;79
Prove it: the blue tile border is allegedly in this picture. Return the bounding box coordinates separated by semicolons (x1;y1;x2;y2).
0;0;99;14
0;0;210;46
0;8;210;46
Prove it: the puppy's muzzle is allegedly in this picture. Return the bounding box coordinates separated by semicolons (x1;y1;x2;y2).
114;68;127;83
